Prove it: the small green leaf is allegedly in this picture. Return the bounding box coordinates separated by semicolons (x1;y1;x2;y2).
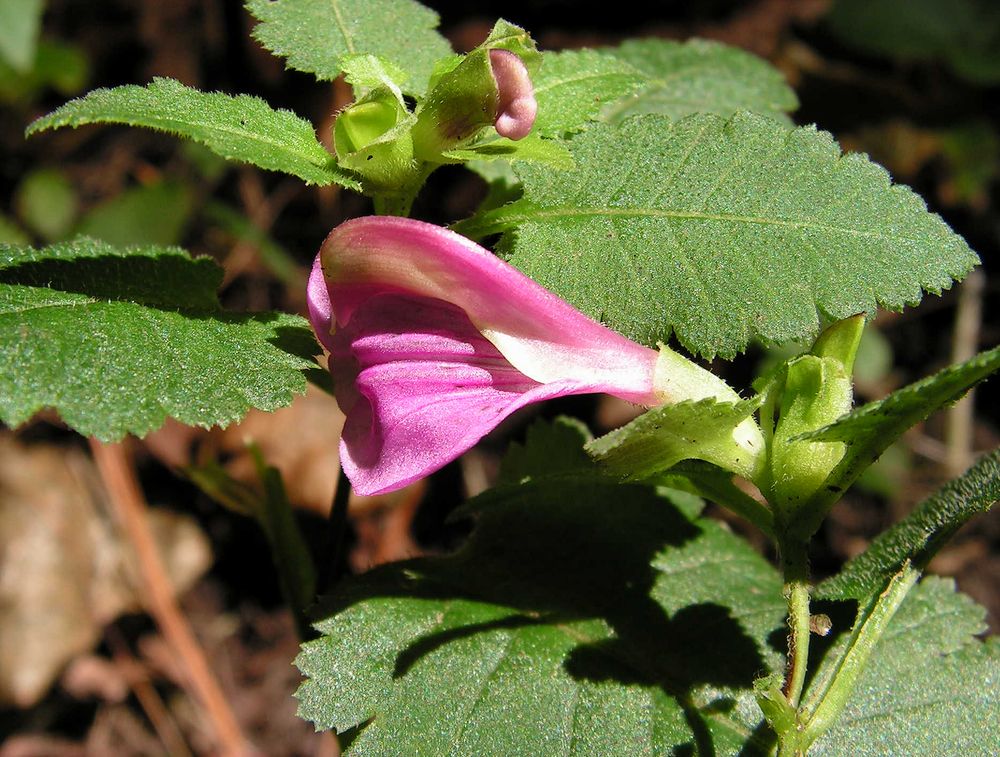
798;345;1000;518
0;0;43;72
297;478;786;754
0;238;316;440
442;134;573;169
808;577;1000;755
15;168;78;242
530;49;645;136
76;181;193;246
816;448;1000;601
600;38;798;124
458;114;978;359
587;397;762;482
245;0;452;94
828;0;1000;85
26;78;358;188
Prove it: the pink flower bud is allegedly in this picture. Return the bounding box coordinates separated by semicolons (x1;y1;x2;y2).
489;49;537;140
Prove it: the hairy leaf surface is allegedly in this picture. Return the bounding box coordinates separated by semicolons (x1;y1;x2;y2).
245;0;451;93
26;78;357;187
298;478;785;754
817;448;1000;601
530;49;645;136
810;578;1000;754
601;38;798;123
0;238;316;439
458;114;978;359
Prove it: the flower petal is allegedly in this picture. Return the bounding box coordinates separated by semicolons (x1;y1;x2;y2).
318;216;660;405
333;291;604;494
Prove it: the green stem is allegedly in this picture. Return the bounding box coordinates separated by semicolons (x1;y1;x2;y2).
780;539;812;710
798;562;919;751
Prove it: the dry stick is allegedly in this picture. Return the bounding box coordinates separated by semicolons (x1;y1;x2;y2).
945;269;985;477
90;439;249;756
106;625;193;757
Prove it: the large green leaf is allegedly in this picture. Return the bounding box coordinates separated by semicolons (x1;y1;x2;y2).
297;478;786;755
0;238;316;440
828;0;1000;84
530;49;645;136
809;577;1000;755
457;114;978;359
601;38;798;124
245;0;451;94
817;448;1000;601
26;78;357;188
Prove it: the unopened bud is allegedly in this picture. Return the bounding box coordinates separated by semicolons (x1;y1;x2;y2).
488;49;537;140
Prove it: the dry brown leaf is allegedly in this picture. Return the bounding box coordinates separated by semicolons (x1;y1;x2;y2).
0;435;211;707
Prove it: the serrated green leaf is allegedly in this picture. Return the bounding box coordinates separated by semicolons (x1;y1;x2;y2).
498;415;594;484
799;345;1000;517
245;0;451;94
0;0;43;72
458;114;978;359
828;0;1000;85
531;49;645;136
587;397;762;482
817;448;1000;601
600;38;798;124
809;577;1000;755
76;181;193;246
0;238;316;440
297;479;786;754
26;78;357;188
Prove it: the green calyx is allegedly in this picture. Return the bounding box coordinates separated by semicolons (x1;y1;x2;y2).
759;315;865;533
333;83;417;192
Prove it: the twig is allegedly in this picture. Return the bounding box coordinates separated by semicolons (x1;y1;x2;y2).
945;269;984;476
106;626;193;757
90;439;250;756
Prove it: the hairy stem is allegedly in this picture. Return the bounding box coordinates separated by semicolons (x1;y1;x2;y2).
780;539;812;710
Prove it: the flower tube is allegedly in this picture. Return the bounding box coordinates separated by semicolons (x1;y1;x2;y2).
309;216;759;495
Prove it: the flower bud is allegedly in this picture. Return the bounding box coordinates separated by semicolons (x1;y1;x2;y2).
488;49;537;140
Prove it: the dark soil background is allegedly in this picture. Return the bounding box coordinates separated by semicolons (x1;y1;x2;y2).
1;1;997;754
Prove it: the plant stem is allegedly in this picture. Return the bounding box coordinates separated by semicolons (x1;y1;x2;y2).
780;539;812;710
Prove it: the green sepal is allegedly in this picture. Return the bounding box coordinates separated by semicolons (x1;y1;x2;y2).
411;20;538;160
333;79;417;191
754;673;798;737
761;317;863;523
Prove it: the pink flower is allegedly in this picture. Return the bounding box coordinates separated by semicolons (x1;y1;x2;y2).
309;216;754;495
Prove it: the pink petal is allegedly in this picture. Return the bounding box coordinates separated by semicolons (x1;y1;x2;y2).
318;216;661;405
332;291;604;495
489;49;537;140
